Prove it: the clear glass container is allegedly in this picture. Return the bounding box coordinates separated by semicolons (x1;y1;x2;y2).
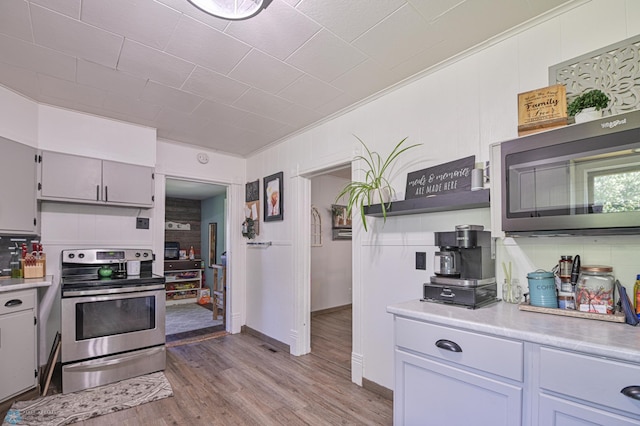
10;251;22;278
502;278;522;304
576;265;614;314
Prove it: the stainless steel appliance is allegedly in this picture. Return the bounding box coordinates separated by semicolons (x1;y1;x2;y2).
423;225;497;308
60;248;166;394
501;109;640;236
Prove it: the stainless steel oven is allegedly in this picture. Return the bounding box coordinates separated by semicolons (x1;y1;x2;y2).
60;248;166;394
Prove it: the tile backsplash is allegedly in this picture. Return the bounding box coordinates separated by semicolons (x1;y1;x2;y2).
0;235;42;277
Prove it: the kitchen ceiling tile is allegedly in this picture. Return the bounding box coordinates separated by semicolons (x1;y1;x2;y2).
229;49;303;94
225;1;320;60
408;0;470;22
277;74;343;110
287;30;367;82
77;60;147;98
140;81;204;113
30;4;123;68
182;66;249;105
0;61;39;100
156;0;229;32
38;74;106;108
154;107;211;134
29;0;81;19
268;102;323;128
0;33;76;82
0;0;33;42
233;88;293;118
315;92;358;117
165;15;251;75
353;4;441;67
82;0;181;50
102;92;162;122
331;59;400;100
118;39;196;89
296;0;405;43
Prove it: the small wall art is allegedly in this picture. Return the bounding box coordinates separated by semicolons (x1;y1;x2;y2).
264;172;283;222
244;180;260;236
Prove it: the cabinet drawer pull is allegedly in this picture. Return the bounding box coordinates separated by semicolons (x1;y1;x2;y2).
435;339;462;353
4;299;23;307
621;386;640;400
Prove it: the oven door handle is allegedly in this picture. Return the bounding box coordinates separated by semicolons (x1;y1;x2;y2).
63;283;165;297
63;346;165;372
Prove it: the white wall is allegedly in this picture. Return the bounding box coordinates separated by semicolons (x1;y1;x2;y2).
310;174;352;312
245;0;640;390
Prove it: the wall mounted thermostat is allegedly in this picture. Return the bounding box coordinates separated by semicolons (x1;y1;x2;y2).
197;152;209;164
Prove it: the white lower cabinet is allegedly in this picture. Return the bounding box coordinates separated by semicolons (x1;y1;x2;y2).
396;350;523;425
393;315;640;426
0;289;37;403
534;346;640;425
394;317;524;425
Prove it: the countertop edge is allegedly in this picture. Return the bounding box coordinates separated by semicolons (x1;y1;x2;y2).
387;300;640;364
0;275;54;292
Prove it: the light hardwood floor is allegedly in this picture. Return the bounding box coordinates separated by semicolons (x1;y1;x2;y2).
2;307;392;425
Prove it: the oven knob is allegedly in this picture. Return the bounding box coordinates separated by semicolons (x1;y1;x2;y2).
143;252;149;257
78;253;85;259
68;253;75;259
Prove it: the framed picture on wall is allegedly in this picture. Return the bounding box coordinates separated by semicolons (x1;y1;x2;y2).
264;172;283;222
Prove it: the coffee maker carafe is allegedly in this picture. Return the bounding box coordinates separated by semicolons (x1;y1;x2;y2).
434;248;461;277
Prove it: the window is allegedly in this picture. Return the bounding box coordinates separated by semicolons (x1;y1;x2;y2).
311;206;322;247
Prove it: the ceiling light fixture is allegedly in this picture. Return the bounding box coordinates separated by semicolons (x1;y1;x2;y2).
187;0;272;20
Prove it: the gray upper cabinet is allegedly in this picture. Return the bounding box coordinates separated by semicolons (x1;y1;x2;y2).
0;137;37;234
39;151;154;208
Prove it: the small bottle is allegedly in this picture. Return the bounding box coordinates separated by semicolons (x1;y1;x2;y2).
10;251;22;278
189;246;195;260
634;274;640;319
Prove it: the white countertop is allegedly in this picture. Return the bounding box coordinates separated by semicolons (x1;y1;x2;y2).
388;299;640;364
0;275;53;292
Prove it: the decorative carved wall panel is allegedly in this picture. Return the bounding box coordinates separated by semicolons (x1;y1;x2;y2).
550;35;640;116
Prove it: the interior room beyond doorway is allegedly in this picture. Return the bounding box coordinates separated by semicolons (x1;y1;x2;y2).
310;166;352;371
163;178;227;341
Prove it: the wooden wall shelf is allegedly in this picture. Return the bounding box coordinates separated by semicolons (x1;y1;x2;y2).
363;189;490;217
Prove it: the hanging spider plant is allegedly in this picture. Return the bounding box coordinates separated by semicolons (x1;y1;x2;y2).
336;136;420;231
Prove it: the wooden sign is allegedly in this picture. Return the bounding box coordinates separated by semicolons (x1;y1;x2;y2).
518;84;567;136
405;156;474;199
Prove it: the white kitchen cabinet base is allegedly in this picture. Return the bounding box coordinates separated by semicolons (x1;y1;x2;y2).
0;289;38;403
396;350;522;426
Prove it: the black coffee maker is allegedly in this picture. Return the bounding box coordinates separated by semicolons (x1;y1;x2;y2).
423;225;498;308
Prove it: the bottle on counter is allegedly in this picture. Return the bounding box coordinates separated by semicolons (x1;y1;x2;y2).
10;250;22;278
189;246;195;260
634;275;640;319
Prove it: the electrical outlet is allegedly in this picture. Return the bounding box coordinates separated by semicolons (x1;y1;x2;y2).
136;217;150;229
415;252;426;270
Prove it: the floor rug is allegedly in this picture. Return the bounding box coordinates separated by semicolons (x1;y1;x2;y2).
2;372;172;426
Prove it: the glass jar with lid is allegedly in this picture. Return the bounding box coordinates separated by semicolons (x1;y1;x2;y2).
575;265;614;314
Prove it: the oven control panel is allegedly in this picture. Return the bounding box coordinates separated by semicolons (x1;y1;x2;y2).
62;249;153;264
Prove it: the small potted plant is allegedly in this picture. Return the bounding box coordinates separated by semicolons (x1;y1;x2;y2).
336;136;420;231
567;89;609;123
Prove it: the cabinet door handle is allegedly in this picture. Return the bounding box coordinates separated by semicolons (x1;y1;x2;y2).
96;185;100;201
435;339;462;353
4;299;23;307
621;386;640;400
105;186;108;202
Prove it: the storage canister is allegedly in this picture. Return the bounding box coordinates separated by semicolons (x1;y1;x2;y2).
576;265;614;314
527;270;558;308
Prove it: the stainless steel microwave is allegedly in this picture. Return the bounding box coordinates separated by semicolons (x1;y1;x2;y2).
501;109;640;236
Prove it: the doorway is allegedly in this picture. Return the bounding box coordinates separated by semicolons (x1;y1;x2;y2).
309;166;353;371
163;178;228;342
